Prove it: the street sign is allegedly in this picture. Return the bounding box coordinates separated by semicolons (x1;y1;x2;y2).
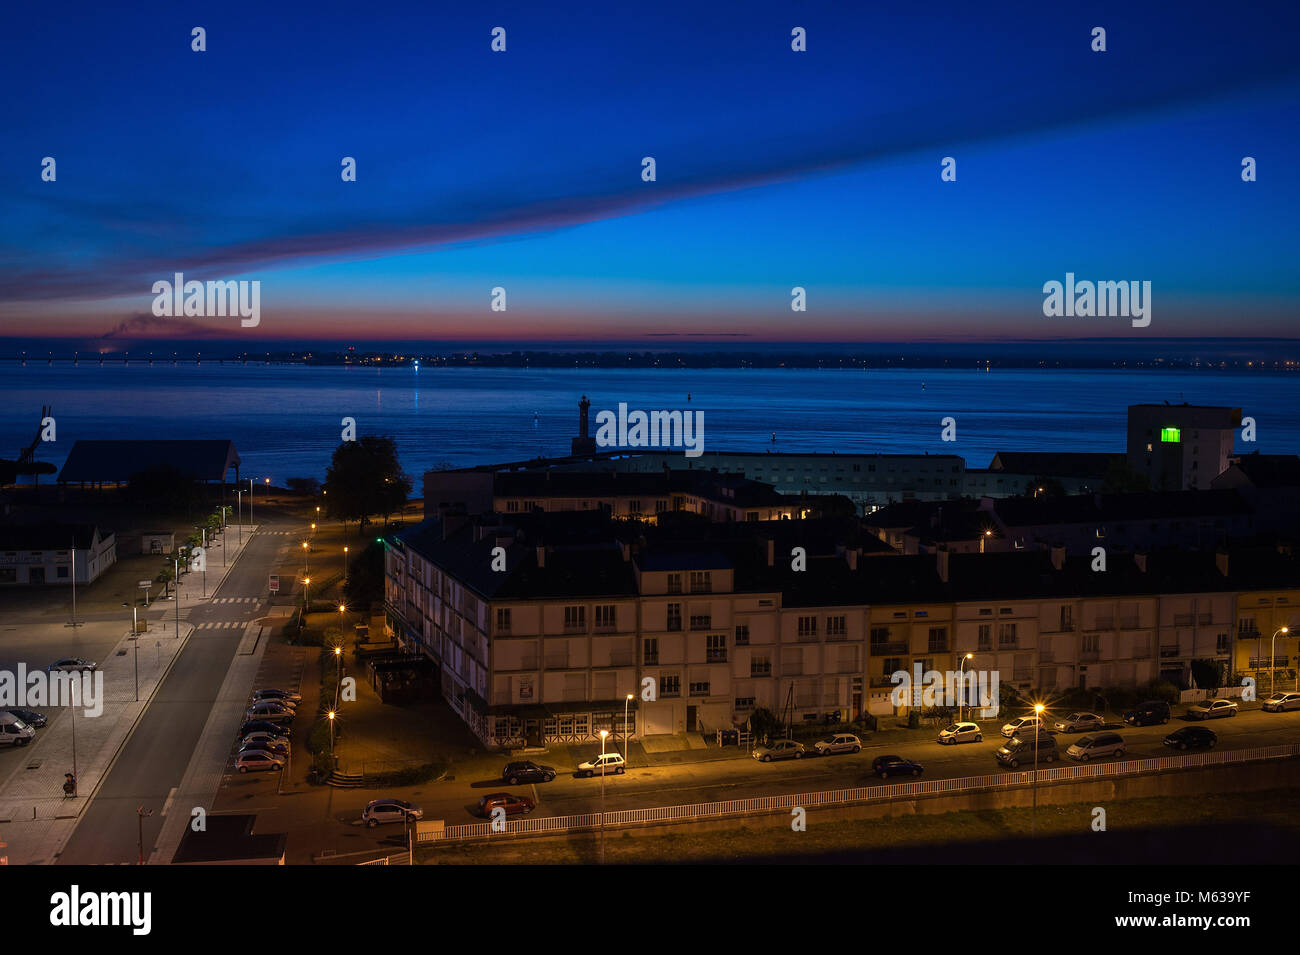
269;574;280;594
137;580;151;589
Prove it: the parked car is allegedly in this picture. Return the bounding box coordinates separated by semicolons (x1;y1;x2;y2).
1164;726;1217;751
3;708;46;728
0;712;35;747
752;739;805;762
813;733;862;755
1187;699;1238;721
244;701;295;723
250;694;296;710
238;740;290;759
1122;700;1170;726
1052;712;1104;734
253;688;302;704
47;657;97;672
501;761;557;785
937;721;982;745
1001;715;1048;738
576;752;626;776
239;720;290;738
362;798;423;827
872;755;923;778
996;734;1059;767
240;729;290;747
1066;732;1126;761
477;793;536;818
235;750;284;773
1263;691;1300;713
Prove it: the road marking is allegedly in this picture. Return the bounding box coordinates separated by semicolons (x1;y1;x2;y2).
160;787;177;817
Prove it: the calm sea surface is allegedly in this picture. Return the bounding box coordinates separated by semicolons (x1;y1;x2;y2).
2;364;1297;484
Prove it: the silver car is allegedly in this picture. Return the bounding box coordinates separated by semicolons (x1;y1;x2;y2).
1053;712;1103;733
937;721;982;745
752;739;805;762
1187;699;1238;720
1066;732;1126;761
813;733;862;755
1263;692;1300;713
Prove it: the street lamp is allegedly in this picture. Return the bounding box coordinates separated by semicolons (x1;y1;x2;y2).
328;710;336;757
237;489;243;545
137;806;154;865
598;729;609;864
333;641;343;710
1031;702;1045;837
303;577;311;613
980;529;992;554
124;603;139;702
959;653;974;723
1271;627;1290;697
302;541;310;576
623;693;634;765
342;545;349;583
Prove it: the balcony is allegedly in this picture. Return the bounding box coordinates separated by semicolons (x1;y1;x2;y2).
869;641;908;656
563;623;586;634
644;654;660;667
1159;645;1181;659
1174;614;1195;627
1094;617;1115;630
869;676;896;688
797;631;819;644
826;631;848;643
750;664;772;677
1080;649;1100;662
706;650;727;664
1249;656;1288;669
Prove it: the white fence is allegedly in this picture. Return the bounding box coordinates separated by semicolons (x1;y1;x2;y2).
419;742;1300;845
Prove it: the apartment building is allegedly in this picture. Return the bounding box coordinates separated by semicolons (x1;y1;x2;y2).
1127;403;1241;491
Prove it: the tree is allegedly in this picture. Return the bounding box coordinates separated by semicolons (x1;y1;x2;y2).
1190;659;1225;691
343;541;385;611
746;707;784;744
323;436;412;532
286;477;321;497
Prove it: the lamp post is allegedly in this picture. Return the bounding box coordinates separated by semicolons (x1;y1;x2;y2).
328;710;336;758
598;729;609;865
237;490;243;545
123;604;139;702
623;693;634;766
980;529;992;554
1031;702;1045;837
303;577;310;614
1271;627;1290;697
174;558;180;637
959;653;974;723
248;477;255;524
137;806;154;865
342;545;348;584
302;541;310;577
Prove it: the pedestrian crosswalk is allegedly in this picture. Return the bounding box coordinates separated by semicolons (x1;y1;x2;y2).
192;621;248;630
211;597;259;604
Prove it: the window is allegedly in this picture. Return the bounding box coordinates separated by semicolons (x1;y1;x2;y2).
655;499;668;513
826;615;847;638
1059;605;1073;631
735;696;756;711
978;624;992;651
667;573;682;594
564;606;586;631
496;608;512;633
869;627;891;646
689;680;711;696
1216;632;1230;654
797;616;817;638
927;626;947;652
689;571;712;593
751;654;772;676
1081;634;1099;653
689;614;711;631
667;603;682;631
644;638;659;665
1160;427;1181;443
629;500;642;513
706;633;726;662
595;604;616;630
734;624;750;646
56;566;69;579
661;674;681;697
998;622;1017;648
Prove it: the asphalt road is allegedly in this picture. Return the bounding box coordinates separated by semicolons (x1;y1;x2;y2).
56;522;290;864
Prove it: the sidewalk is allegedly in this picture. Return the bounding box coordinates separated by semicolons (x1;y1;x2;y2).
0;524;261;865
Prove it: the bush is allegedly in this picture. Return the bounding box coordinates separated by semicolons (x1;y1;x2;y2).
365;762;445;788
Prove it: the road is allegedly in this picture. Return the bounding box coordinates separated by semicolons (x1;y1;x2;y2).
56;521;290;864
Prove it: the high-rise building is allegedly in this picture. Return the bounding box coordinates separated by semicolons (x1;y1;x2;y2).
1127;403;1240;490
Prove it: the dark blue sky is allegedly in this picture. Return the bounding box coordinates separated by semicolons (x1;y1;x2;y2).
2;0;1298;344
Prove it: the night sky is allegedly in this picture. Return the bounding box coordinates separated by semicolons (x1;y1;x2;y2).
2;0;1298;344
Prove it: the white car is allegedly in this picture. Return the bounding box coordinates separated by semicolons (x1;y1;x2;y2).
1001;715;1047;738
1262;692;1300;713
576;752;625;777
1187;699;1238;721
47;657;97;672
813;733;862;755
240;730;291;747
937;721;982;745
362;798;423;827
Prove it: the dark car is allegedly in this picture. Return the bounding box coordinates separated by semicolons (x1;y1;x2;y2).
3;708;46;728
1164;726;1217;751
1123;700;1170;726
501;761;557;785
238;740;290;759
477;792;536;818
872;755;923;779
239;720;291;739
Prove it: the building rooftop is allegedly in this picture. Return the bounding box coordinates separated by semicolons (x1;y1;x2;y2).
58;440;240;484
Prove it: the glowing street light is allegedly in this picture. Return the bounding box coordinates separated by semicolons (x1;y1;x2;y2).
1031;702;1046;836
328;710;336;757
959;653;974;723
1271;626;1290;697
598;729;610;864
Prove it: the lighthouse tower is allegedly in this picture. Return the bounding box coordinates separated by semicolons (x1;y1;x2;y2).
571;395;597;456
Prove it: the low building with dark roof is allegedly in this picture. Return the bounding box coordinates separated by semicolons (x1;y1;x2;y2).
58;439;241;486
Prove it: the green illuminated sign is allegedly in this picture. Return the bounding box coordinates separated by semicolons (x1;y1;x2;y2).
1160;427;1181;443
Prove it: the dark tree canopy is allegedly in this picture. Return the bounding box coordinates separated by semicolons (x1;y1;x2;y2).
343;541;386;611
323;435;412;529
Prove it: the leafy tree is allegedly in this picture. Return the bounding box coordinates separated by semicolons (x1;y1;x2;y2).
746;706;784;743
1190;659;1224;690
323;436;412;532
342;541;386;611
286;476;321;496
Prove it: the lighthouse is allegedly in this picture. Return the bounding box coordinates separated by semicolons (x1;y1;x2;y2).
571;395;597;456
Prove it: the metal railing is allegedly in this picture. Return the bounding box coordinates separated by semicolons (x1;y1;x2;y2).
419;743;1300;845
